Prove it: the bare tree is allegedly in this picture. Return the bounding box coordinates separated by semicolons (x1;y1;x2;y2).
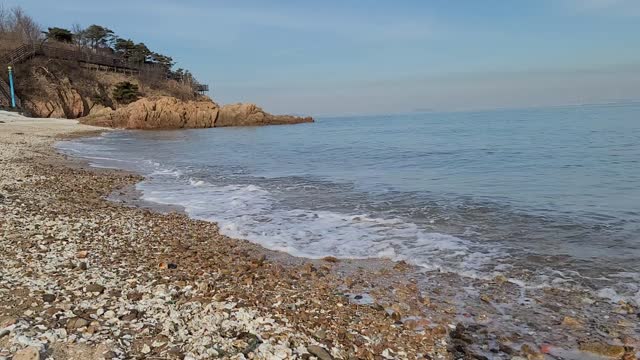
71;23;89;50
0;6;42;50
9;6;42;45
0;5;8;33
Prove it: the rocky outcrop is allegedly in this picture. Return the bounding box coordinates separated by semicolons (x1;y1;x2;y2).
80;96;220;129
23;76;111;119
217;103;313;127
80;97;313;129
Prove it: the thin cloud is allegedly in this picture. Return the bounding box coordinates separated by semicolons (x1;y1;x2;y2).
138;1;435;43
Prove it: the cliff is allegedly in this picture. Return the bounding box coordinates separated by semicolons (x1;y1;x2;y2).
13;58;312;128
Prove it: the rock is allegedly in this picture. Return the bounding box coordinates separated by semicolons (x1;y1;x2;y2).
76;250;88;259
80;96;312;129
121;309;140;321
67;317;90;329
617;301;635;314
103;310;116;319
307;345;333;360
42;293;56;303
1;317;17;327
540;344;553;354
314;329;327;340
86;284;105;294
79;262;87;271
217;102;313;127
86;321;100;335
25;79;88;119
322;256;339;263
480;294;491;303
520;344;544;360
561;316;582;328
81;96;219;129
13;346;40;360
141;344;151;354
126;292;143;301
494;274;508;284
579;341;625;358
393;261;410;271
167;263;178;270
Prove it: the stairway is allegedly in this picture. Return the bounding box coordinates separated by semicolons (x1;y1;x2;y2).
0;43;37;66
0;44;34;108
0;78;20;108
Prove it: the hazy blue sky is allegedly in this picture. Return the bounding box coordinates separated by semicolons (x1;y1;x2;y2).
7;0;640;115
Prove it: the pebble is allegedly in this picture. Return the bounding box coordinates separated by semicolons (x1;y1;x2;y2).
103;310;116;319
85;284;105;294
561;316;583;328
579;341;625;358
307;345;333;360
12;347;40;360
67;317;90;329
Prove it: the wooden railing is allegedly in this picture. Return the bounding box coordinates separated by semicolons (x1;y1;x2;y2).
0;41;209;107
37;44;167;76
0;43;36;66
195;84;209;93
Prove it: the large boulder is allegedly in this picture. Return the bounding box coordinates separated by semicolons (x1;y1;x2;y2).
80;96;220;129
217;103;313;127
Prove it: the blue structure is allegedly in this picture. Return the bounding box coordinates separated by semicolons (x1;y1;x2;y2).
8;66;16;108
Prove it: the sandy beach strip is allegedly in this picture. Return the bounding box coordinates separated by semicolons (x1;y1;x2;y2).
0;111;450;359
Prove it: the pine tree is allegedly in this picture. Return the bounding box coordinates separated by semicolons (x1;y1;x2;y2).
112;82;140;104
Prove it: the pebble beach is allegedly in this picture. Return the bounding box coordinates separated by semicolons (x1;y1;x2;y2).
0;112;450;359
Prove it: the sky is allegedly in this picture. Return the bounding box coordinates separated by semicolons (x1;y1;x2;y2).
6;0;640;116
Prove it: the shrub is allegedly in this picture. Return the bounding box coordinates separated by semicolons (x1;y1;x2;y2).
112;81;139;104
46;27;73;43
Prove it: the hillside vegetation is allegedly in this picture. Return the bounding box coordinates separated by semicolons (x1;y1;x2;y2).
0;6;312;127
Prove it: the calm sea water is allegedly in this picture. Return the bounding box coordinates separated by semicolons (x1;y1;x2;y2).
58;104;640;302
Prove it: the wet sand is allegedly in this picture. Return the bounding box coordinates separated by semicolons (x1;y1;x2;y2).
1;111;638;360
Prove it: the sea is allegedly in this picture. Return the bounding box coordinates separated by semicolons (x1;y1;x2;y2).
57;103;640;305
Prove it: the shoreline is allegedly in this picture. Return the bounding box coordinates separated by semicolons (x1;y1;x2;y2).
1;113;638;360
0;114;451;359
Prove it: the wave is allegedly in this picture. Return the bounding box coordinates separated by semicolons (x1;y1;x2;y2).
55;136;640;307
139;175;502;276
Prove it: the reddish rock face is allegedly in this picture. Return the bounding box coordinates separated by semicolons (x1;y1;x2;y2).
80;96;220;129
26;85;93;119
216;102;314;127
80;97;313;129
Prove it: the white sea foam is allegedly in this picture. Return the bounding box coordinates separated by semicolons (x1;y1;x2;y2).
138;176;500;277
